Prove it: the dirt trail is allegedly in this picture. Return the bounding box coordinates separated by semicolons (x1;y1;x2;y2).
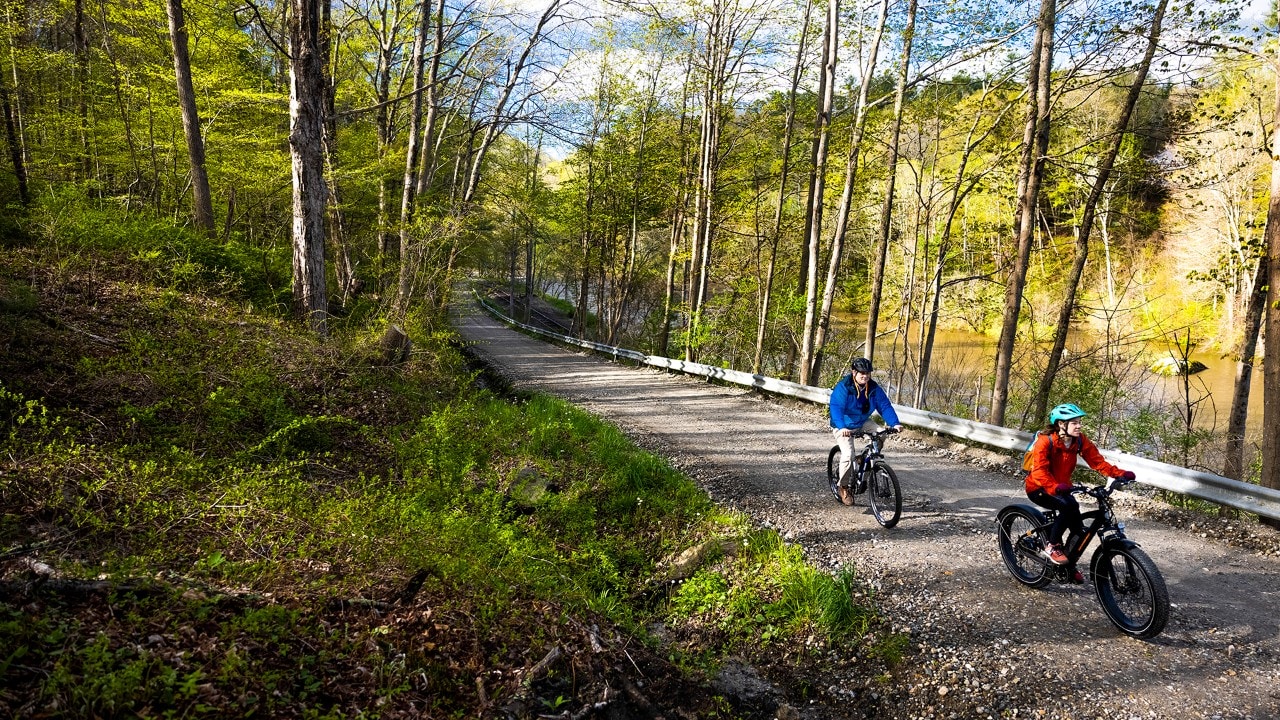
453;298;1280;720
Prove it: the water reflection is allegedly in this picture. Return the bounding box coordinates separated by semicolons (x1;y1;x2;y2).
834;314;1263;445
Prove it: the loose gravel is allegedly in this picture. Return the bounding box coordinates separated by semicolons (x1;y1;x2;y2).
453;298;1280;720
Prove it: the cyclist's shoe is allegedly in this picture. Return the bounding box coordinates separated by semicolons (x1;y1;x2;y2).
1070;569;1085;584
1039;543;1068;565
837;485;854;506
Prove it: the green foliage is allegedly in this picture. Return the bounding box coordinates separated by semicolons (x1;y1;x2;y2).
31;190;288;308
667;536;874;651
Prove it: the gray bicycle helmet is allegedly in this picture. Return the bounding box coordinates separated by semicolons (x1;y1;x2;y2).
850;357;873;373
1048;403;1087;423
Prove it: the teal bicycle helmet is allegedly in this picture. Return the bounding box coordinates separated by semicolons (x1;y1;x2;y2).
1048;403;1087;423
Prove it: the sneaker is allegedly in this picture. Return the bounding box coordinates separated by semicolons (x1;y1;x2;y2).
1070;569;1085;584
1039;543;1068;565
837;486;854;506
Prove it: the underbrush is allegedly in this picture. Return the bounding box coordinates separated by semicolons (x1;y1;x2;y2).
0;210;882;717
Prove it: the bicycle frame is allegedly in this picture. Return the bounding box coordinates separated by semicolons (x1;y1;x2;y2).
1027;479;1131;570
851;429;892;489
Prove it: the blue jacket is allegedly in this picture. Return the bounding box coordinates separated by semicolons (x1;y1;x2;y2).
829;374;899;430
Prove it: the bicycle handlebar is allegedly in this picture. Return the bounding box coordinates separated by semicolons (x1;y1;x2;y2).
853;427;900;439
1070;475;1136;499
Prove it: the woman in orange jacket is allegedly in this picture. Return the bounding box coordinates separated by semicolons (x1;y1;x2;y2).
1025;403;1135;568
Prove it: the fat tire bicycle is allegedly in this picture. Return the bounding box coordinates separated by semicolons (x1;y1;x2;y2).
827;427;902;528
995;475;1170;639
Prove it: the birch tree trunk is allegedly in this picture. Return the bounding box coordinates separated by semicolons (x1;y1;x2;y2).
809;0;889;381
988;0;1056;426
366;0;404;278
414;0;446;199
1030;0;1167;425
1223;255;1267;480
862;0;917;367
658;44;696;359
395;2;430;313
165;0;214;234
796;0;838;385
687;0;744;362
753;0;812;374
289;0;330;335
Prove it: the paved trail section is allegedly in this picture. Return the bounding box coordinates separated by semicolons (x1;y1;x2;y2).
453;297;1280;719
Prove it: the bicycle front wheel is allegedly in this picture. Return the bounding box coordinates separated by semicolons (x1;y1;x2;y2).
866;463;902;528
826;446;842;503
1092;544;1169;639
996;506;1052;588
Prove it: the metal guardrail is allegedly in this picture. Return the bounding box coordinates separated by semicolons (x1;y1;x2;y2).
474;293;1280;521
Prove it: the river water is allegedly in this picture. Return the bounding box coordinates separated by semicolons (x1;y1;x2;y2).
853;318;1264;454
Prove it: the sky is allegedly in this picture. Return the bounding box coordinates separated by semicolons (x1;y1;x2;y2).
1241;0;1274;24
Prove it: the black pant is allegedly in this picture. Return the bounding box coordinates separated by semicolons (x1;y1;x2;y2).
1027;488;1080;548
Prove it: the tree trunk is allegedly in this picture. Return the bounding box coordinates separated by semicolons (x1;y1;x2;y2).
753;0;812;374
1258;59;1280;528
289;0;330;335
319;0;357;304
1029;0;1166;426
165;0;214;233
0;81;27;206
396;2;430;313
370;0;398;282
810;0;889;381
414;0;446;199
797;0;838;385
862;0;917;367
74;0;90;175
988;0;1056;426
1223;255;1267;480
659;44;696;358
687;2;738;363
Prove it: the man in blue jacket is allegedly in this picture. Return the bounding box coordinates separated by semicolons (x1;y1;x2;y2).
830;357;902;505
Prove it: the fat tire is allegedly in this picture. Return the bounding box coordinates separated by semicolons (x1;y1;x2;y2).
997;506;1052;588
1091;544;1169;639
867;463;902;528
827;446;842;503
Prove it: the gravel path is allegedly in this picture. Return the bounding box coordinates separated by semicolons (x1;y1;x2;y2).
453;298;1280;720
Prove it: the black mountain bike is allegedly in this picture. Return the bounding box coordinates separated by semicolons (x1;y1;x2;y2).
827;427;902;528
995;475;1170;639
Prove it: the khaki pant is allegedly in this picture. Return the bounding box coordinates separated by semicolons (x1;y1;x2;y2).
833;420;881;487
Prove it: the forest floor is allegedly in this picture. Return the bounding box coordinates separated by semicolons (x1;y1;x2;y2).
460;291;1280;720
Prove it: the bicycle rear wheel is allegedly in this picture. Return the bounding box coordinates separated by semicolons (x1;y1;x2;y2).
866;463;902;528
1092;544;1169;639
826;446;842;503
996;506;1052;588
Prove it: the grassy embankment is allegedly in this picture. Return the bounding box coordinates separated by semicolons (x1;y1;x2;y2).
0;200;897;718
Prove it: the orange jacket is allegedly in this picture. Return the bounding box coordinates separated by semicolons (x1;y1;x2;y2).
1024;431;1125;496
